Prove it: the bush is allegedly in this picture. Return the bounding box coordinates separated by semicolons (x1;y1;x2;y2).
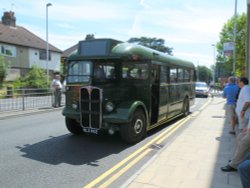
21;65;48;88
0;56;10;89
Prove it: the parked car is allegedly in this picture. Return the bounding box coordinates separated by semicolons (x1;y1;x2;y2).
195;82;209;97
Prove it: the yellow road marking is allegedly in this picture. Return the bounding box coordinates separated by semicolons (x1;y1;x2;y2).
99;149;151;188
156;116;191;144
84;98;212;188
199;97;212;111
84;123;179;188
101;115;198;187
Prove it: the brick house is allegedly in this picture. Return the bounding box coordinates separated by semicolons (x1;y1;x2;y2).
0;11;62;80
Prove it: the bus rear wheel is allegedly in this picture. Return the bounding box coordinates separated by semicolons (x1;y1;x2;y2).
65;117;83;135
120;109;146;144
182;98;190;117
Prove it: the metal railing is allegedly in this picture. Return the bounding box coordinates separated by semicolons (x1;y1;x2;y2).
0;88;65;113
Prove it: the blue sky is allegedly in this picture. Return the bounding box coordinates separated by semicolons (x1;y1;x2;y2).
1;0;247;68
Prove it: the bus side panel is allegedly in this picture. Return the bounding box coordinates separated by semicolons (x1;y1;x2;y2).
158;83;169;120
168;84;181;118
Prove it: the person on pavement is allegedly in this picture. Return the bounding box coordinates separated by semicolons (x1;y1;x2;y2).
238;152;250;188
221;77;250;172
50;74;62;108
222;76;239;135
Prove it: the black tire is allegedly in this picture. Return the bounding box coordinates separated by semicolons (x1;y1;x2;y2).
120;108;146;144
182;98;190;117
65;117;83;135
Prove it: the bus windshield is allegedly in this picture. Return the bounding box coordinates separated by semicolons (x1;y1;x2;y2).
67;61;91;83
67;60;149;83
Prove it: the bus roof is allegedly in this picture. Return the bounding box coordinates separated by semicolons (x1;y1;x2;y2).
112;42;194;68
69;38;194;69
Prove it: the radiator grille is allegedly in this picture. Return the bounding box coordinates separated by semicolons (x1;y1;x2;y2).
80;87;102;129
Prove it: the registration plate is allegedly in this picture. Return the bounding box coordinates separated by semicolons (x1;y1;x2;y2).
83;127;99;134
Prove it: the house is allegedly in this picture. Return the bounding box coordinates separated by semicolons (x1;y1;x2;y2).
0;11;62;80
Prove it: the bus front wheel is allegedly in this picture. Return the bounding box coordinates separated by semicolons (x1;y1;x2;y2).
65;117;83;135
120;109;146;144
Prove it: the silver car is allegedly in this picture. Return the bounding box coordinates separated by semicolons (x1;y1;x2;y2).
195;82;209;97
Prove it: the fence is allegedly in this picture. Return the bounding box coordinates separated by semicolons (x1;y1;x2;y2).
0;88;65;113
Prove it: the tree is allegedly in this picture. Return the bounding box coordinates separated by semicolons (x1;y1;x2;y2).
0;56;9;88
127;37;173;55
216;13;246;77
196;65;212;83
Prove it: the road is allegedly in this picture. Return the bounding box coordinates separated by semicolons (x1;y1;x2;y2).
0;98;208;188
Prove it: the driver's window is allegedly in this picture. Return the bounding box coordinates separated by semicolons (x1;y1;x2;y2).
93;64;116;80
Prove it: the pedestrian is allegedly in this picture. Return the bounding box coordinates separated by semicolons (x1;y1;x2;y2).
51;74;62;108
222;76;239;134
221;77;250;172
235;77;250;132
238;152;250;188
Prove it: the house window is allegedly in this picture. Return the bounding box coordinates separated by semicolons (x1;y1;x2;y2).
39;50;51;60
0;44;16;57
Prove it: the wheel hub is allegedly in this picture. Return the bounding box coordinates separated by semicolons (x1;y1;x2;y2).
134;119;143;134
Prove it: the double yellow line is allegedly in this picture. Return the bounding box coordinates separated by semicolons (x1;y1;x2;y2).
84;98;212;188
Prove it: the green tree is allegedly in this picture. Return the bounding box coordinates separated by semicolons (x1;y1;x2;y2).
21;65;48;88
127;37;173;55
0;56;9;88
196;65;212;83
216;13;246;77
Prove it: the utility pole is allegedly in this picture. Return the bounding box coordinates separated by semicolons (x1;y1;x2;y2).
212;44;216;84
247;0;250;78
46;3;52;84
197;62;199;81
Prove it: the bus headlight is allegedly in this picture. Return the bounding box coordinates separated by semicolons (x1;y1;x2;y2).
105;102;114;112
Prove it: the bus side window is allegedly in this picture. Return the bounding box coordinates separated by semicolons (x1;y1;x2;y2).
184;69;190;82
178;68;184;82
160;66;168;83
190;70;195;81
170;67;177;83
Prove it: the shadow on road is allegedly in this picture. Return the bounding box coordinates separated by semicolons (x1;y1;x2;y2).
16;133;129;166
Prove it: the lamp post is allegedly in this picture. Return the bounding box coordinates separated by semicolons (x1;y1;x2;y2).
46;3;52;84
232;0;237;76
212;44;216;84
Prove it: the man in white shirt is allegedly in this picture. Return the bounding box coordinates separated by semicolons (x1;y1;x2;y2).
221;77;250;172
51;74;62;108
236;77;250;131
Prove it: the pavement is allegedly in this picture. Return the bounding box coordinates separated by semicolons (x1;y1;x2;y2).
0;94;242;188
123;96;242;188
0;106;63;120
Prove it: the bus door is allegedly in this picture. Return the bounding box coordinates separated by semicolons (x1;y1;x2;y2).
150;64;160;124
158;66;169;121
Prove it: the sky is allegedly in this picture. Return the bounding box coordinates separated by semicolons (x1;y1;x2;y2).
1;0;247;68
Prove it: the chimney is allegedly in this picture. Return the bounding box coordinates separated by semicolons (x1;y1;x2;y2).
1;11;16;27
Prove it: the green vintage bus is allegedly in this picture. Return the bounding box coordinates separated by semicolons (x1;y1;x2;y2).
62;38;195;143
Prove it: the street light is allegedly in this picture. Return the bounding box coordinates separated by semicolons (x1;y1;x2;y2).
232;0;237;76
46;3;52;84
212;44;216;84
